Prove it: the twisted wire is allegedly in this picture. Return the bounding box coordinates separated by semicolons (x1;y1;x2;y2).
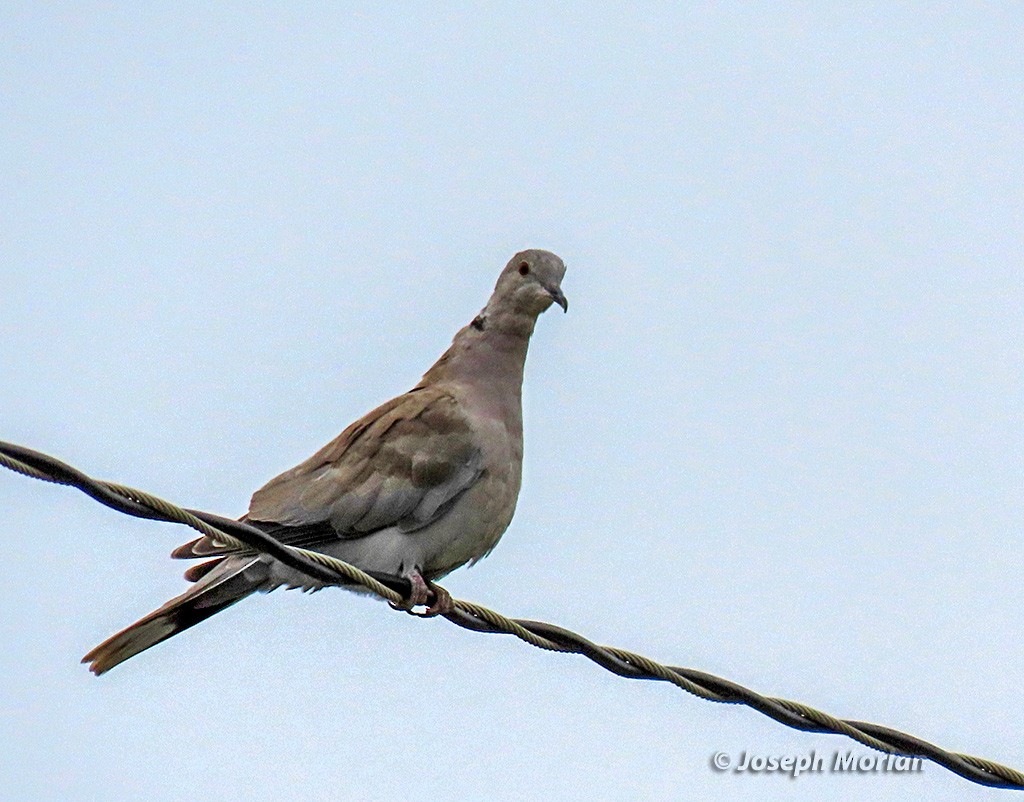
2;440;1021;790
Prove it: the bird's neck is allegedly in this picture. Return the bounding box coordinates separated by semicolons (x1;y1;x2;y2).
418;306;538;413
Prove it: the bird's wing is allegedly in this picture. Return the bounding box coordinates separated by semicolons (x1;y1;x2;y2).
172;386;484;559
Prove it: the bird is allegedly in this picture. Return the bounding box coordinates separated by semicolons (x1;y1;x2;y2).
82;249;567;674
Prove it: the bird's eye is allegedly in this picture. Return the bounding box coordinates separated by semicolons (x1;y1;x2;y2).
519;262;530;276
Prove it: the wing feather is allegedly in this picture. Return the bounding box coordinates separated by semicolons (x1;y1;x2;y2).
172;387;483;560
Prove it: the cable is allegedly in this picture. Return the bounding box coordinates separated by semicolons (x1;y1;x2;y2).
2;440;1021;790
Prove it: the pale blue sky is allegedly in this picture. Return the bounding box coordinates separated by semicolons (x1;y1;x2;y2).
2;4;1022;801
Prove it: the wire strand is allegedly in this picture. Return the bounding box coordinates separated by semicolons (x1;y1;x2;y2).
2;440;1021;790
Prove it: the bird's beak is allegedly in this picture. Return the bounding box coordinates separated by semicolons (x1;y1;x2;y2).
547;287;569;313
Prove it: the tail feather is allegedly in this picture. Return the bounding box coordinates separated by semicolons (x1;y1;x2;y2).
82;557;270;675
183;558;224;583
171;534;233;559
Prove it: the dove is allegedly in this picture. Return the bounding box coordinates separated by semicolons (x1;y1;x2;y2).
82;249;567;674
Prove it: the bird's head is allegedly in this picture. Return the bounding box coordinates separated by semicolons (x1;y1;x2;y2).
492;249;568;317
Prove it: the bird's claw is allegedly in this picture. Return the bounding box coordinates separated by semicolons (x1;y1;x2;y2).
420;582;454;617
389;572;454;617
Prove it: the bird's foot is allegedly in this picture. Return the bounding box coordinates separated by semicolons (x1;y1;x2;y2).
421;581;454;617
390;570;454;617
406;570;432;607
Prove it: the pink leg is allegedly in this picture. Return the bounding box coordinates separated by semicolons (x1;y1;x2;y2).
406;570;431;607
390;569;455;617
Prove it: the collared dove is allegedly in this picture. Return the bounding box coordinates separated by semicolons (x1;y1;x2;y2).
83;249;567;674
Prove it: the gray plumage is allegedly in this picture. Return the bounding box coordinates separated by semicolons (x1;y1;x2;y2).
83;249;567;674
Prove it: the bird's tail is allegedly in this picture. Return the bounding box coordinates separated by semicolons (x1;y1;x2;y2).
82;556;271;675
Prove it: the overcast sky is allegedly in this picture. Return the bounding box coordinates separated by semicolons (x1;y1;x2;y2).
2;4;1022;801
